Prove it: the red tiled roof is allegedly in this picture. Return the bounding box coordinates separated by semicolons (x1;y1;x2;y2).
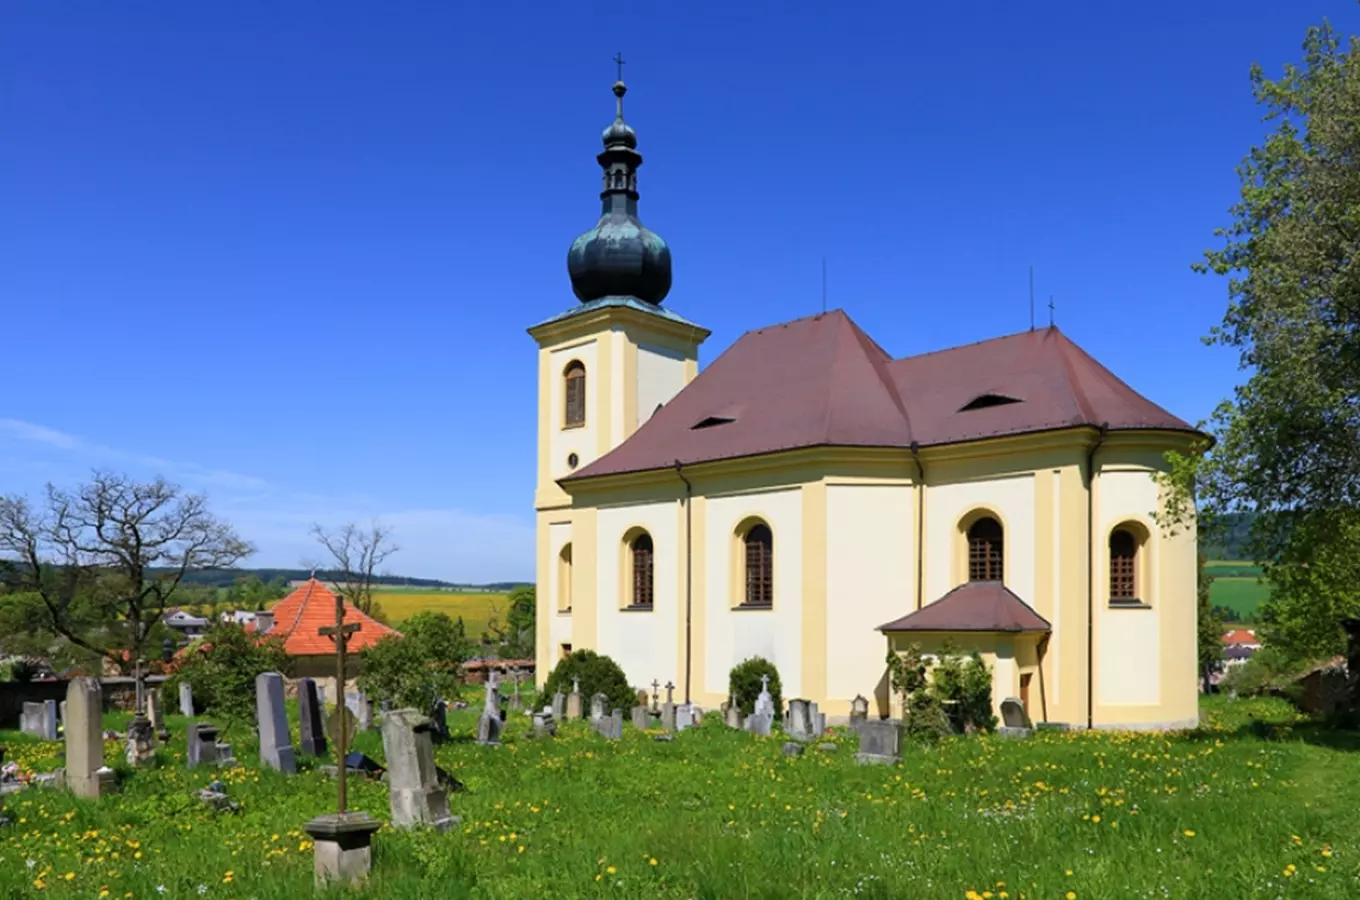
248;579;400;656
1221;629;1259;646
878;582;1051;633
566;310;1199;481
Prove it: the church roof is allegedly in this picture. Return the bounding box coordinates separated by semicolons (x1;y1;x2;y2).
566;309;1196;482
247;578;400;656
877;582;1051;633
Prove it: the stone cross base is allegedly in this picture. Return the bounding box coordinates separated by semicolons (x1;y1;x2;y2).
304;811;382;887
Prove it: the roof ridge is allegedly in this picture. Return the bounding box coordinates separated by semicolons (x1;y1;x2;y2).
1052;328;1192;429
1050;329;1099;424
844;314;916;443
893;324;1056;365
741;308;849;341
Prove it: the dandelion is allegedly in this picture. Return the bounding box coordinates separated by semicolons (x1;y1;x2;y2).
1183;830;1195;838
1066;893;1076;899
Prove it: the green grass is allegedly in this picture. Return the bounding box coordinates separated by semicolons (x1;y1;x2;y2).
1204;560;1270;622
370;591;507;633
2;696;1357;897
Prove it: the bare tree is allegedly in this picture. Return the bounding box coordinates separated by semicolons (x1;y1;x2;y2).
311;521;398;617
0;471;253;673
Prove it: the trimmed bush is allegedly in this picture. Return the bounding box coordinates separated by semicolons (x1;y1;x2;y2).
728;656;782;718
542;649;634;712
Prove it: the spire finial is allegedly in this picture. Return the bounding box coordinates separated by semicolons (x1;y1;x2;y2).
614;52;626;82
612;53;628;120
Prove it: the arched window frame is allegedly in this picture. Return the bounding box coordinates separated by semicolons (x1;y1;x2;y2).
563;361;586;428
1108;522;1151;607
624;530;654;610
557;543;573;613
965;515;1005;583
739;520;774;609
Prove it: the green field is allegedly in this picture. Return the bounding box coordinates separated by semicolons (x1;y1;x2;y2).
1205;560;1270;622
371;589;508;635
1;696;1356;897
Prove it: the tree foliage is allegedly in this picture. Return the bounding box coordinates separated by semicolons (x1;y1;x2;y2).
0;472;252;671
541;649;634;712
167;622;291;737
929;648;997;733
1197;554;1226;691
482;585;535;659
357;612;472;710
728;656;782;718
1163;17;1360;662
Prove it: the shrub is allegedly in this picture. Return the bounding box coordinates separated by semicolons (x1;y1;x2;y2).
541;649;634;712
930;647;997;732
358;612;472;710
728;656;782;718
166;623;291;737
886;642;959;743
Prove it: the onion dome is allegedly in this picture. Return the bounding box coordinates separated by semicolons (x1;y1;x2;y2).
567;73;672;306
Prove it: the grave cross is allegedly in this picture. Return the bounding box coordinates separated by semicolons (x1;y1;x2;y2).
319;601;362;815
664;681;675;705
650;679;660;712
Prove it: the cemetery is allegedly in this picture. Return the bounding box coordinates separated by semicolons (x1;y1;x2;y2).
0;667;1355;898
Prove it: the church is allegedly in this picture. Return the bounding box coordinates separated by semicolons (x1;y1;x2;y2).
530;74;1202;730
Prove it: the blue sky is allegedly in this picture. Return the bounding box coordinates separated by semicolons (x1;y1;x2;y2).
3;2;1354;582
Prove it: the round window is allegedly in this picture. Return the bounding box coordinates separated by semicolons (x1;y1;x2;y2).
567;452;579;470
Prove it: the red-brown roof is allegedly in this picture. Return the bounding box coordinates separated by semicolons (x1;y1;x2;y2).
248;579;400;656
1221;629;1259;646
566;310;1198;481
878;582;1052;633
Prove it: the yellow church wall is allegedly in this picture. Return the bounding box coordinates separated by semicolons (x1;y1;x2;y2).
884;631;1044;721
542;337;602;503
545;519;574;675
594;500;682;692
635;341;689;430
922;473;1038;606
702;487;805;703
824;481;915;706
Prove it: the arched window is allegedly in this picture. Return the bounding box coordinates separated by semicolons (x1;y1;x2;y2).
743;523;774;607
630;532;654;609
1109;528;1139;603
564;361;586;427
558;543;573;612
967;517;1004;582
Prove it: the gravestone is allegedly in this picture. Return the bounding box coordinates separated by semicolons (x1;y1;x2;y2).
659;702;676;732
358;694;375;732
532;709;557;738
785;699;814;741
66;677;109;798
855;719;905;765
551;691;566;720
345;691;362;717
476;707;502;746
21;701;58;740
850;694;869;725
745;712;773;736
328;706;357;749
124;715;156;767
146;691;166;740
381;709;457;831
724;704;743;729
599;709;623;741
186;723;220;768
214;741;235;766
305;812;382;888
255;672;297;773
298;679;327;756
60;699;67;731
675;704;694;732
429;698;451;744
753;675;776;719
179;681;194;717
631;706;650;730
998;697;1033;738
566;678;583;720
589;692;609;723
812;710;826;737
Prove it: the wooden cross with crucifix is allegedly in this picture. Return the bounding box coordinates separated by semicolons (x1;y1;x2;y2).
319;595;361;815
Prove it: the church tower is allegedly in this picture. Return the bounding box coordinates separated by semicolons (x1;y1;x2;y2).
529;69;709;513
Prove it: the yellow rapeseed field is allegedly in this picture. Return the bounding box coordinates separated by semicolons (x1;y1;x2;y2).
370;590;508;634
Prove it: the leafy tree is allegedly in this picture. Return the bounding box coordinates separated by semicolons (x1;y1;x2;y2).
167;622;290;736
481;585;536;659
541;649;634;712
1197;554;1226;692
1162;17;1360;662
223;574;288;611
728;656;782;718
929;647;997;732
357;612;472;710
885;643;952;742
0;472;253;674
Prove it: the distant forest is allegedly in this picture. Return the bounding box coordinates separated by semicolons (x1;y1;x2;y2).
1199;513;1257;561
162;568;528;593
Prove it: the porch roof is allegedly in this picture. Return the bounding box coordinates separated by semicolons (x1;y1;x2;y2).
878;582;1051;633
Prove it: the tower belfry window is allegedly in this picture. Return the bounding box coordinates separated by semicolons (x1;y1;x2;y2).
564;362;586;427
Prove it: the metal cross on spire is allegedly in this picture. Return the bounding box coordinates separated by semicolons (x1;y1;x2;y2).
613;52;626;82
1048;297;1056;327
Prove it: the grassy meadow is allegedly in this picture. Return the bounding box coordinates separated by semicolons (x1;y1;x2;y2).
1205;561;1271;622
1;696;1357;898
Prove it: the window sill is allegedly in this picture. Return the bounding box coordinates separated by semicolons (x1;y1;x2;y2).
558;609;572;616
732;603;774;612
561;423;586;431
621;604;654;613
1108;600;1152;610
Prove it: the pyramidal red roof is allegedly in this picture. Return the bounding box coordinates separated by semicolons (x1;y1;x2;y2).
566;310;1196;481
250;579;400;656
878;582;1051;633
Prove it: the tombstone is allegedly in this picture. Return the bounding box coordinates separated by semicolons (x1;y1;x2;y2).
744;712;773;736
317;683;327;708
328;706;357;750
812;711;826;737
589;692;609;723
65;677;108;799
659;702;676;732
358;694;375;732
566;679;583;720
600;709;623;741
551;691;567;720
124;715;156;767
855;719;905;765
305;812;382;888
381;709;457;831
476;707;502;746
255;672;296;773
187;723;220;768
345;691;362;717
631;706;650;730
753;675;776;719
21;701;58;741
998;697;1033;738
781;741;805;757
785;699;814;741
146;691;166;738
429;698;451;744
507;678;523;713
532;709;557;738
214;742;235;766
850;694;870;725
675;704;695;732
724;704;743;729
298;679;327;757
60;699;67;730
